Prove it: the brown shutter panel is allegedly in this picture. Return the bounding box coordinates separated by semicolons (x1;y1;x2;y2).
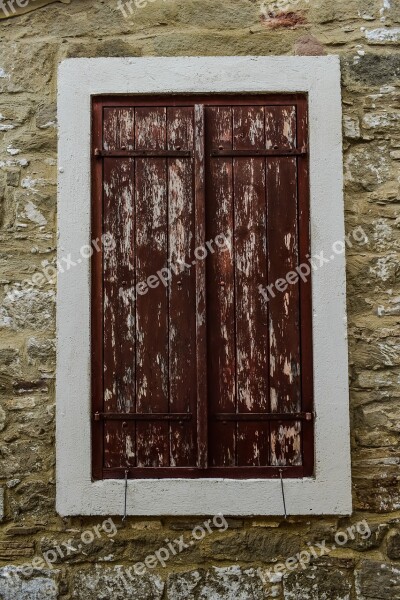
92;96;313;479
95;104;199;476
205;102;308;471
265;106;302;466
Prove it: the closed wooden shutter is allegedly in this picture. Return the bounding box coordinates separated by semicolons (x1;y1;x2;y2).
92;95;313;479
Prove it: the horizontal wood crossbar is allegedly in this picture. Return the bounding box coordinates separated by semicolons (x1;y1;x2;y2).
94;149;307;158
211;148;307;157
95;412;313;422
213;412;314;421
94;412;192;422
94;149;192;158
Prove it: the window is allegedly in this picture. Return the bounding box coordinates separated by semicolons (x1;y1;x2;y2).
57;56;351;516
91;95;314;479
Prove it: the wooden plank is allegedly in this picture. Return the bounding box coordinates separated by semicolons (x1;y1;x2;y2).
211;149;306;157
96;413;193;421
265;105;297;150
97;149;192;158
135;107;170;468
167;106;197;467
102;157;135;415
266;105;302;467
102;106;136;470
297;98;314;476
214;412;312;421
270;421;302;466
102;157;135;469
205;106;236;467
91;99;104;479
194;104;208;469
98;94;307;108
103;108;135;151
233;106;269;467
98;411;312;421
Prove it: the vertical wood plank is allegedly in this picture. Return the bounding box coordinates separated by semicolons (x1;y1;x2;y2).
167;107;197;467
206;106;237;467
233;106;269;467
266;105;302;467
265;105;297;150
103;108;135;151
135;107;170;467
102;108;136;470
92;99;104;479
194;104;208;469
270;422;302;466
297;98;314;476
103;157;135;415
103;157;136;469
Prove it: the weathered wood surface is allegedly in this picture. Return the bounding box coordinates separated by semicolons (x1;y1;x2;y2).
95;97;312;477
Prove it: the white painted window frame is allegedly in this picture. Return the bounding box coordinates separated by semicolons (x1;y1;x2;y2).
57;56;351;516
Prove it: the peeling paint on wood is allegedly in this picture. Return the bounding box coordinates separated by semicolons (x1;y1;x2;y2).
93;96;312;477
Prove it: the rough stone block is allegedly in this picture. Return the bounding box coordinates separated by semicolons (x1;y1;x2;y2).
0;405;6;431
362;112;400;131
343;54;400;86
27;337;56;365
345;523;388;551
0;288;55;331
0;42;57;94
166;566;266;600
365;28;400;44
0;541;35;560
0;566;58;600
72;566;164;600
176;0;256;29
387;531;400;560
35;104;56;130
202;530;301;562
294;35;326;56
5;170;20;187
283;565;352;600
343;115;361;140
356;560;400;599
344;145;391;191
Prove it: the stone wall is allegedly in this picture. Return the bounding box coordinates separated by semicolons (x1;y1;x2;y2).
0;0;399;598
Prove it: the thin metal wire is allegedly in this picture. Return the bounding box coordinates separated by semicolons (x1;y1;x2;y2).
279;469;287;519
122;469;128;523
